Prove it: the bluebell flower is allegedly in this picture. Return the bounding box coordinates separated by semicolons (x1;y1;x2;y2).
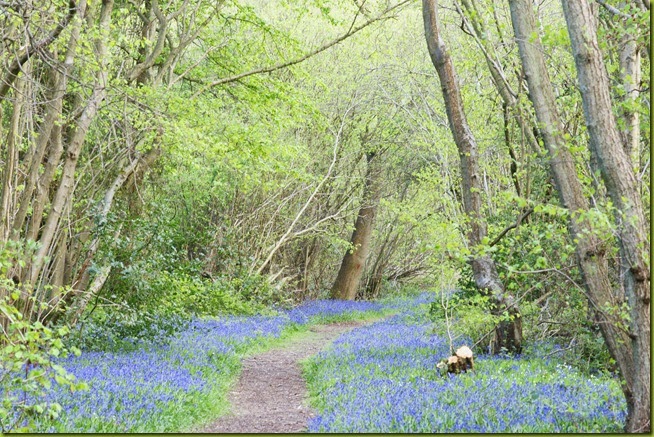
305;295;626;433
27;297;389;432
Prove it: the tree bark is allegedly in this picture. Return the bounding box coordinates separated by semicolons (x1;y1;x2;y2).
12;70;66;237
0;76;25;242
561;1;650;432
29;0;114;286
330;152;382;300
26;123;65;242
618;27;641;163
422;0;522;354
509;0;637;424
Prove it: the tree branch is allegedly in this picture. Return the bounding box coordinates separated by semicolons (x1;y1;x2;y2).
0;0;77;99
192;0;413;98
255;103;355;275
488;206;534;247
595;0;631;18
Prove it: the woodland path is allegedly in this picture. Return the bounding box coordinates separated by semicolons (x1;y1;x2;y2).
200;319;372;433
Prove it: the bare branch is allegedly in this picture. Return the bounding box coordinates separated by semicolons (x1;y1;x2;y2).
488;207;534;247
595;0;631;18
255;103;356;275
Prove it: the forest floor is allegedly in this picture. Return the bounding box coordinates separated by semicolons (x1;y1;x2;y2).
199;319;372;433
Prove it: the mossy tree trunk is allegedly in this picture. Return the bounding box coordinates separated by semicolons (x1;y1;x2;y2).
561;1;650;431
422;0;522;354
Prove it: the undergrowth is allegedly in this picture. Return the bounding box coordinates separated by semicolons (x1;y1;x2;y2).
303;294;626;433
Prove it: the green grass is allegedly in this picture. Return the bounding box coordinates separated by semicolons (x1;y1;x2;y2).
181;309;393;431
301;307;627;433
25;301;394;433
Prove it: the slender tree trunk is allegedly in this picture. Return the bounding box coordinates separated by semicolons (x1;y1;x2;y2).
618;29;640;163
422;0;522;354
27;123;65;242
29;0;114;286
503;103;521;196
0;76;25;242
561;1;650;431
11;71;65;237
10;0;85;290
10;5;86;237
509;0;635;422
331;152;382;300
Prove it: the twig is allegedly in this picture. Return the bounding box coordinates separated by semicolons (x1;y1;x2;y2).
192;0;413;98
595;0;631;18
441;289;455;355
489;207;534;247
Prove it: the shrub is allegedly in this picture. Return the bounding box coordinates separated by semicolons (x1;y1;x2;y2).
153;272;259;316
429;291;499;353
0;283;86;432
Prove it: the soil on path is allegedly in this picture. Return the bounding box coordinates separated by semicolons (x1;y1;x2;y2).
201;320;369;433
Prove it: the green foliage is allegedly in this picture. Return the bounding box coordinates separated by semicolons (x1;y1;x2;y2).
68;308;190;352
152;271;273;316
0;286;86;433
454;263;477;298
521;294;616;376
429;291;499;352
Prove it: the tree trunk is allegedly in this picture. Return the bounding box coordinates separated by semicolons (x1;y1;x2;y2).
11;70;65;237
26;123;65;242
330;152;382;300
0;75;25;242
422;0;522;354
29;0;114;286
618;27;640;163
508;0;636;422
561;1;650;432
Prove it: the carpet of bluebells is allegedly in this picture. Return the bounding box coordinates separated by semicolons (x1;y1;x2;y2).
304;296;627;433
9;299;385;432
4;294;628;432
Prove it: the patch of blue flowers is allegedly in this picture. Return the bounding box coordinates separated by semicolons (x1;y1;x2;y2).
287;299;384;324
27;299;386;432
305;299;627;433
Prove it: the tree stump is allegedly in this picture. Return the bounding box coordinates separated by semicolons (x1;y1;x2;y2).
437;345;474;375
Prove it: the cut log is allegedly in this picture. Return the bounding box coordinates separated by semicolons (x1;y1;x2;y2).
447;355;460;374
437;345;475;375
455;345;474;372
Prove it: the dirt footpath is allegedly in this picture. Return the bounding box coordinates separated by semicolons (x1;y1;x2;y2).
200;320;368;433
